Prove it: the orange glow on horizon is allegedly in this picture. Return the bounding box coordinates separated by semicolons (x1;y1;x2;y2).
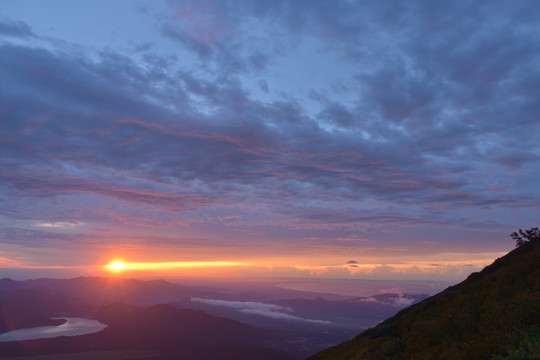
104;260;251;272
97;250;506;280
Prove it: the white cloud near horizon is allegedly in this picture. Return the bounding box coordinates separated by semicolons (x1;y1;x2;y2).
190;297;331;324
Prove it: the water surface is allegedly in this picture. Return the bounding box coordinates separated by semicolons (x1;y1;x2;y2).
0;317;107;342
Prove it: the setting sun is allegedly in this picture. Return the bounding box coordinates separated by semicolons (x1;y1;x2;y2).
106;261;127;271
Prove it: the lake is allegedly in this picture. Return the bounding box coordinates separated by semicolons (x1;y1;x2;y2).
0;317;107;342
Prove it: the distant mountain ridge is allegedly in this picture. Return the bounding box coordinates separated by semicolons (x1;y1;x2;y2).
307;239;540;360
0;277;299;359
0;276;431;359
0;276;191;307
0;301;295;360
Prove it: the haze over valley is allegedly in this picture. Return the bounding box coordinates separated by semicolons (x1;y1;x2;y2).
0;276;432;359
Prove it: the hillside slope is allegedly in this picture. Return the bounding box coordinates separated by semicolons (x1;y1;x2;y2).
307;239;540;360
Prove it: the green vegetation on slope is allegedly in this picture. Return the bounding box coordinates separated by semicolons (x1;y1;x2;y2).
307;237;540;360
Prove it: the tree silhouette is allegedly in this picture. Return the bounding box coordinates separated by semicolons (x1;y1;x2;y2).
510;227;540;247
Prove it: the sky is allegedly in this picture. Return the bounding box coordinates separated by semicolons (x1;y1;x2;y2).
0;0;539;282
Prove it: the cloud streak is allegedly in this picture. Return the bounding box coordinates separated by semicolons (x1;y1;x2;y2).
191;298;330;324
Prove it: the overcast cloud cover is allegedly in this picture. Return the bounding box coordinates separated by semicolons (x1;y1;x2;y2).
1;0;539;278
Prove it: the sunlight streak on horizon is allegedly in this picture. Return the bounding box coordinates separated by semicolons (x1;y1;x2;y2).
104;260;252;272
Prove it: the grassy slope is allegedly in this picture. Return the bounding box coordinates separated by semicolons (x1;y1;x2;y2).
307;239;540;360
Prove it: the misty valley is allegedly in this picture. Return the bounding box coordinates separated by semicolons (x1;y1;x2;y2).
0;277;430;359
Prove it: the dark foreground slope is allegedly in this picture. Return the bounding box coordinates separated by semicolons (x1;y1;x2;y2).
308;239;540;360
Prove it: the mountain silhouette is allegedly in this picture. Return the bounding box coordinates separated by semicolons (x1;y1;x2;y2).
0;302;297;360
0;276;432;358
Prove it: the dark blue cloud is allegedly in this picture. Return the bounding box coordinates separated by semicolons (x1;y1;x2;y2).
0;18;34;38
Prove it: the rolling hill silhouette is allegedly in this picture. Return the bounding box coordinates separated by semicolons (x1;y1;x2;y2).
0;275;433;358
0;302;296;360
